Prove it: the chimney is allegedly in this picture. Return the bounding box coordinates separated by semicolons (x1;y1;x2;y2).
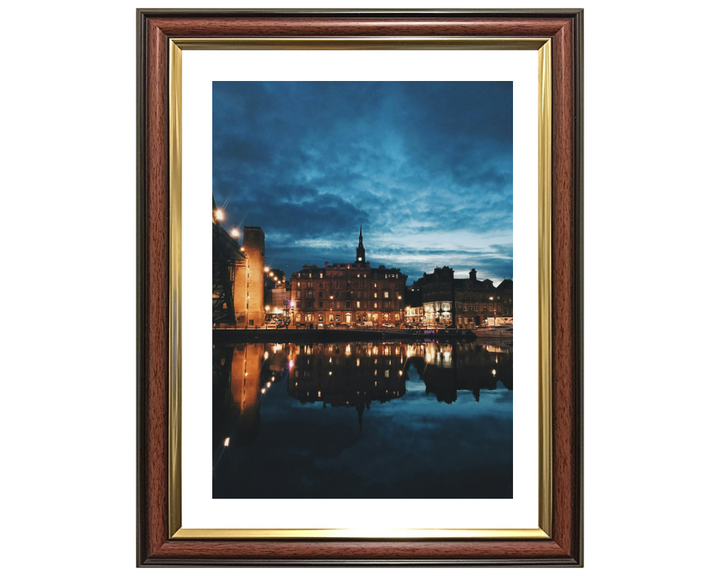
469;268;477;281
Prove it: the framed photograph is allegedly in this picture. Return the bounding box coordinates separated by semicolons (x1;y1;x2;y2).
137;9;583;567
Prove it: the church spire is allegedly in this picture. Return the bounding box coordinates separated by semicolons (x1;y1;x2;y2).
356;226;366;263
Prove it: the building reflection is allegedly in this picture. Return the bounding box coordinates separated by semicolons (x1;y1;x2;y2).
422;341;513;403
212;343;288;466
213;340;512;456
287;342;410;433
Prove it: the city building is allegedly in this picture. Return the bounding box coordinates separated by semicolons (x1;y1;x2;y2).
417;266;454;327
494;279;514;321
416;267;513;328
265;269;290;318
270;282;291;317
454;268;499;328
403;284;424;325
289;228;408;327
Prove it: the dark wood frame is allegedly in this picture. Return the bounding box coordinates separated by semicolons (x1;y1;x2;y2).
137;9;583;567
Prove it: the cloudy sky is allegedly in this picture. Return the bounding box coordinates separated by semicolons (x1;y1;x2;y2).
213;81;512;284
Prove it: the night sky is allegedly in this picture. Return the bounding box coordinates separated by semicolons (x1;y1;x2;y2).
213;81;512;284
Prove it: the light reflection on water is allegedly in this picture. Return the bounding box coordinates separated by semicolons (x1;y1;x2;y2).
213;340;512;499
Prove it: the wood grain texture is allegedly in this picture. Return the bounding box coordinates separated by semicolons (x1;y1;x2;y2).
147;16;573;38
137;9;583;567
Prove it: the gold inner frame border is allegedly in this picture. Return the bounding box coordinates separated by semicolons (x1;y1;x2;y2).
168;36;552;540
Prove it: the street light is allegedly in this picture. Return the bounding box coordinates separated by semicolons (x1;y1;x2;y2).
230;227;240;238
215;209;224;221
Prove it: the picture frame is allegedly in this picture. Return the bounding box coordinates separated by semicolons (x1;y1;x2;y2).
137;8;583;567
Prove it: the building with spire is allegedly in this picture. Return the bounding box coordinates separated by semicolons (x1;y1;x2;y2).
290;228;407;327
356;226;366;264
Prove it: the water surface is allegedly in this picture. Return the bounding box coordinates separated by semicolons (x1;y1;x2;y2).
213;340;512;498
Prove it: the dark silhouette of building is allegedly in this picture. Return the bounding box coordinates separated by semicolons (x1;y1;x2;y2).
212;196;245;325
416;267;513;328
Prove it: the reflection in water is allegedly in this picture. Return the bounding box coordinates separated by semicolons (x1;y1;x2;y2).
213;340;512;499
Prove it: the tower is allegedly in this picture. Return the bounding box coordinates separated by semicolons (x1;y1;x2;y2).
233;226;266;327
356;226;366;264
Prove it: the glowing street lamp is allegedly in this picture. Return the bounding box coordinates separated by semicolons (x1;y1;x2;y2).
215;209;224;221
230;227;240;238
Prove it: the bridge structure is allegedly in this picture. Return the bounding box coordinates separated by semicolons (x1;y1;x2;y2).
212;197;266;328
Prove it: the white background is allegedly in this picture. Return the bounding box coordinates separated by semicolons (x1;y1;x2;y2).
2;0;719;573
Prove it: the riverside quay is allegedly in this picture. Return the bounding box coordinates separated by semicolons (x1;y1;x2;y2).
213;220;512;332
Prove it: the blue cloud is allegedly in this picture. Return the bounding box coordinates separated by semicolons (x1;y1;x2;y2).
214;81;513;284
